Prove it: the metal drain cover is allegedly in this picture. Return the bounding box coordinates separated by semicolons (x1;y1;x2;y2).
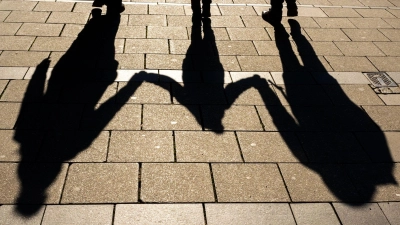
364;72;398;87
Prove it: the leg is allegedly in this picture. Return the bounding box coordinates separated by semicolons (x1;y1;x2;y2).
202;0;211;17
285;0;298;17
262;0;284;24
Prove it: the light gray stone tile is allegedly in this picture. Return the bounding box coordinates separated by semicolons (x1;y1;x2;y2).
215;41;258;55
5;11;49;23
0;51;50;67
333;203;390;225
140;163;214;202
0;103;20;128
0;80;7;93
146;54;187;70
378;202;400;225
212;163;290;202
291;203;340;225
205;203;296;225
149;4;185;15
374;42;400;56
238;56;283;71
128;15;167;26
159;70;201;82
114;204;204;225
226;28;270;40
379;94;400;105
208;16;245;27
219;5;257;15
335;42;385;56
34;2;74;12
147;26;188;39
342;28;390;41
31;37;75;51
321;7;361;17
0;205;45;225
359;0;395;6
17;23;64;36
114;69;158;82
0;67;28;79
323;84;384;105
47;12;89;24
368;56;400;71
314;17;356;28
349;18;392;29
114;53;145;69
379;28;400;41
383;18;400;28
0;1;37;11
237;132;306;162
0;36;35;51
175;131;242;162
42;205;113;225
355;8;396;18
312;72;370;84
116;26;146;38
108;131;174;162
387;72;400;83
324;56;378;72
120;4;148;14
305;28;350;41
61;24;84;37
0;11;10;22
62;163;138;203
117;81;170;103
0;22;22;35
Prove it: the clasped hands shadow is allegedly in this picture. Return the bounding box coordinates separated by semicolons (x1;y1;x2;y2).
14;9;396;217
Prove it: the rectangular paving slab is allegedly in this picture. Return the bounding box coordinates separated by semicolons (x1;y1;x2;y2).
42;205;114;225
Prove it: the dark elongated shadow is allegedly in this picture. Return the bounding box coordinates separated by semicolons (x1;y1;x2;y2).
14;10;145;216
261;19;397;205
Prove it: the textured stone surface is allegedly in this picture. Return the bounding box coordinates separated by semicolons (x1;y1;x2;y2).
0;67;28;79
378;202;400;225
117;81;171;103
108;131;174;162
47;12;89;24
175;131;241;162
322;84;384;105
0;36;35;51
42;205;114;225
0;103;20;129
205;203;296;225
114;204;204;225
5;11;49;23
0;51;50;67
0;22;21;35
363;106;400;130
291;203;340;225
125;39;169;54
333;203;390;225
0;205;45;225
62;163;138;203
140;163;214;202
0;130;43;162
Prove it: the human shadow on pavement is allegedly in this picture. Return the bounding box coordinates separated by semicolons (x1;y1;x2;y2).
14;9;145;216
261;19;397;205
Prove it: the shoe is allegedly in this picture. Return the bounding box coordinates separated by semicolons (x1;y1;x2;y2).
262;9;282;24
202;6;211;18
287;7;298;17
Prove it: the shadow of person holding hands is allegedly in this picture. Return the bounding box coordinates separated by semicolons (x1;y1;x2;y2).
261;19;397;205
14;9;145;216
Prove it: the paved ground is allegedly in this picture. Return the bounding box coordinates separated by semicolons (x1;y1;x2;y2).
0;0;400;224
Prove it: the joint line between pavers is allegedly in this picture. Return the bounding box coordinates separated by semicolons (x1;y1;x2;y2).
208;163;218;202
234;131;245;163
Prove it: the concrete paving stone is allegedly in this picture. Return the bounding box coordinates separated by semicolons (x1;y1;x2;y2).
116;26;146;38
167;15;193;27
230;71;272;83
34;2;74;12
208;15;245;27
0;11;10;22
379;28;400;41
160;70;201;82
212;163;290;202
359;0;395;6
270;72;316;85
215;41;258;55
342;28;390;41
125;39;169;54
348;18;392;29
356;132;400;162
285;7;328;17
0;80;7;93
62;163;138;203
203;28;230;40
241;15;273;28
383;18;400;28
16;23;63;36
297;131;371;162
305;28;350;41
37;131;109;162
226;28;270;40
313;17;355;28
355;8;396;18
0;130;43;162
202;105;263;131
31;37;75;51
279;163;361;202
323;84;384;105
213;0;234;3
0;36;35;51
324;56;378;72
362;106;400;130
225;82;280;105
0;67;28;79
0;103;20;129
149;4;185;15
282;17;321;28
327;0;364;5
128;15;167;26
169;40;192;54
115;39;124;53
143;104;202;130
175;131;241;162
108;131;173;162
219;6;257;16
387;72;400;83
0;1;37;11
321;7;362;17
375;42;400;56
47;12;89;24
237;131;307;162
148;26;188;39
234;0;267;3
368;56;400;71
238;56;283;71
205;203;295;225
120;4;148;14
333;203;390;225
273;85;332;106
298;0;331;5
0;22;21;35
5;11;49;23
379;202;400;224
388;8;400;17
266;26;312;41
172;83;227;104
146;54;188;70
379;94;400;105
81;103;141;130
73;2;100;13
114;204;204;225
195;56;240;71
0;80;43;102
61;24;84;37
118;81;170;103
336;41;386;56
42;205;113;225
110;69;158;82
0;205;45;225
306;41;344;55
290;203;340;225
0;163;68;204
140;163;214;202
113;53;145;69
183;5;221;16
253;40;293;55
202;71;232;83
